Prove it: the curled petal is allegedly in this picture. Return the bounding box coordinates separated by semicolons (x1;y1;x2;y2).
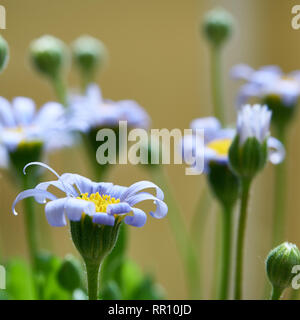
12;188;57;215
35;180;77;202
267;136;285;165
45;198;68;227
121;181;164;202
24;162;75;196
126;192;168;219
92;212;115;226
124;208;147;227
107;202;132;215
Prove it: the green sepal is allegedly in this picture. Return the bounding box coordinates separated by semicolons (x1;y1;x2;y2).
70;214;122;266
229;135;268;179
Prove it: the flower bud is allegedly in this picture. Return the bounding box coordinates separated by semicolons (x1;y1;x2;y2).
29;35;68;79
266;242;300;290
229;105;270;179
70;214;122;265
0;35;9;73
72;35;108;83
202;7;234;47
207;161;239;210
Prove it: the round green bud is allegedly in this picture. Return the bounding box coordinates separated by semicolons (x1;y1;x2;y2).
72;35;108;79
229;135;268;180
266;242;300;290
0;35;9;73
202;7;234;47
29;35;68;79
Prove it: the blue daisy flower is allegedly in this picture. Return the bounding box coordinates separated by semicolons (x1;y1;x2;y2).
12;162;168;228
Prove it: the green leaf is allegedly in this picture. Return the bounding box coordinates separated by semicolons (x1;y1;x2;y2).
57;255;83;292
101;281;122;300
5;259;36;300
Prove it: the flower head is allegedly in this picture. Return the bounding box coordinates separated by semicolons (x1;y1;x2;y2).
0;97;72;169
231;64;300;126
12;162;167;228
236;104;271;145
68;84;150;133
229;104;284;179
182;113;284;176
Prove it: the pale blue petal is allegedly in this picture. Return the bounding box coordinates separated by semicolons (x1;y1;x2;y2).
124;208;147;227
34;102;64;126
230;64;254;80
267;136;285;165
121;181;164;202
106;202;132;214
45;198;68;227
12;97;36;126
64;198;95;222
92;212;115;226
12;188;57;215
0;97;15;127
126;192;168;219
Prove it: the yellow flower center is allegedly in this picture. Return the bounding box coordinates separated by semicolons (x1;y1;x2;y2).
78;192;120;213
206;138;232;156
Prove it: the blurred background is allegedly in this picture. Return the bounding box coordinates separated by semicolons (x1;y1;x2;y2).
0;0;300;299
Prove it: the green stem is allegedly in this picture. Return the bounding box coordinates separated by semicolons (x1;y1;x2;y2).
234;178;251;300
190;186;211;244
52;75;67;106
22;175;39;270
85;259;101;300
211;45;225;125
149;166;200;299
271;286;283;300
272;126;287;246
190;186;212;299
218;206;233;300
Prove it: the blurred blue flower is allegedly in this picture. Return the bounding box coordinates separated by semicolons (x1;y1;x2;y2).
0;97;73;166
12;162;168;228
231;64;300;107
67;84;150;133
181;114;285;173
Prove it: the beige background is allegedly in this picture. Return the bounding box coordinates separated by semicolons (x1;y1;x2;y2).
0;0;299;299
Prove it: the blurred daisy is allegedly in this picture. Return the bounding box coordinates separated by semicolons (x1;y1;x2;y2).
181;114;285;173
12;162;168;228
67;84;150;133
231;64;300;109
0;96;72;168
